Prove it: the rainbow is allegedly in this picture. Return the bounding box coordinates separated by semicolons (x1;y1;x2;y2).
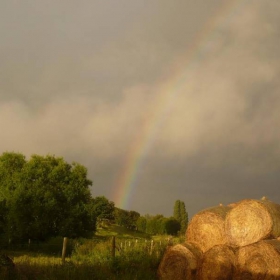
113;0;247;210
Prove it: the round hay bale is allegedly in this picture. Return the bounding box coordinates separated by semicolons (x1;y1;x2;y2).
197;244;236;280
158;242;202;280
186;205;231;253
236;240;280;279
225;199;280;247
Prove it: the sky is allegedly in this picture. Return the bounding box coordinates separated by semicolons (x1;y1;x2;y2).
1;0;280;218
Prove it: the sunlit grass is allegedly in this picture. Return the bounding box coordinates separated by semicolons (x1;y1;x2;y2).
4;246;162;280
0;225;181;279
13;254;67;266
96;223;151;239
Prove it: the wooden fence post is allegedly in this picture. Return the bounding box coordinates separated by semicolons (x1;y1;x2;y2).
150;240;154;255
62;237;68;264
111;236;116;258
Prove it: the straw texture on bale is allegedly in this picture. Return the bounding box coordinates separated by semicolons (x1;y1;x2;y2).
197;244;236;280
225;199;280;247
158;242;202;280
236;240;280;279
186;205;230;253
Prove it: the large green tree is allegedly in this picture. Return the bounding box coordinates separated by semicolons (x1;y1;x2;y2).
128;211;140;229
165;217;181;235
113;208;140;229
92;196;115;221
179;201;188;234
0;152;96;241
173;200;188;235
136;216;147;232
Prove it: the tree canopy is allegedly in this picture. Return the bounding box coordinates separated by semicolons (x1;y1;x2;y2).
135;214;180;236
114;208;140;229
173;200;188;235
0;152;96;241
92;196;115;221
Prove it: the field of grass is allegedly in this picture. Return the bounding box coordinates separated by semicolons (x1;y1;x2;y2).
95;223;151;239
0;224;180;279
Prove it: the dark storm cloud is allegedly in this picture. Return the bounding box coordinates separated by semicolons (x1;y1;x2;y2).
0;0;280;217
129;0;280;216
0;0;224;103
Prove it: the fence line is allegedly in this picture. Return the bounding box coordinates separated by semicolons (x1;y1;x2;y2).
109;237;173;257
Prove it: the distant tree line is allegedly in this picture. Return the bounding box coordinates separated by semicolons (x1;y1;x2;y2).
97;200;189;236
0;152;188;244
136;215;180;235
135;200;188;236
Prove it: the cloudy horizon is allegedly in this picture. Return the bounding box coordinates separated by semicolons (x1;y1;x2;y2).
1;0;280;218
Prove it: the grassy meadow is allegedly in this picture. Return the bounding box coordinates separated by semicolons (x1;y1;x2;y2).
0;223;182;279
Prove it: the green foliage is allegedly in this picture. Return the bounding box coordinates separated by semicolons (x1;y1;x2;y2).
1;233;175;280
95;223;150;240
173;200;181;221
0;200;7;235
113;208;140;230
136;214;180;236
165;217;181;235
71;237;169;279
0;223;181;279
173;200;188;235
0;152;95;242
92;196;115;221
0;152;26;201
136;216;147;232
179;201;188;234
114;208;128;227
146;215;164;235
128;210;140;229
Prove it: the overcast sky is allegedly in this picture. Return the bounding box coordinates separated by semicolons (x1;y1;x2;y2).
1;0;280;218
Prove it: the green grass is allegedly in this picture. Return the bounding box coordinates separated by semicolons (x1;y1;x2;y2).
95;223;151;239
0;225;180;279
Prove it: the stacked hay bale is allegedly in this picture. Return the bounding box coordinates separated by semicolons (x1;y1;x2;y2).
186;205;231;253
158;243;202;280
158;198;280;279
186;205;236;279
225;198;280;247
226;198;280;279
236;240;280;279
197;244;236;280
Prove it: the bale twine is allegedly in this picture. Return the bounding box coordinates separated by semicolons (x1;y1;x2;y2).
225;199;280;247
197;244;236;280
186;205;230;253
158;242;202;280
236;239;280;279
